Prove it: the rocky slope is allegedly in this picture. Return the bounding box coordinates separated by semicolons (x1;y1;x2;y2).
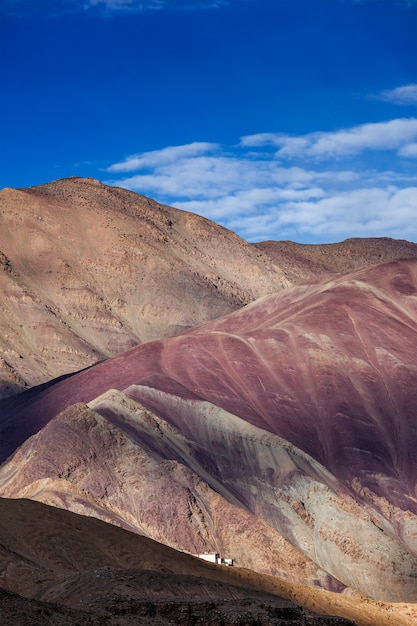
3;177;417;617
0;401;342;590
0;498;354;626
0;496;405;626
0;177;289;397
255;237;417;283
2;177;417;398
2;259;417;603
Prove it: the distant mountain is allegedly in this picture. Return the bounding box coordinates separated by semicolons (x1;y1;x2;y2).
254;237;417;281
2;258;417;604
1;177;417;398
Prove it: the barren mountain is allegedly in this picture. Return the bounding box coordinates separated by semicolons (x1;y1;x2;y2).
0;177;290;397
2;259;417;606
3;177;417;620
255;238;417;282
2;177;417;398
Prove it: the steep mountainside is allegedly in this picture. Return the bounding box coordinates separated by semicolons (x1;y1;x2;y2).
0;177;289;397
0;401;342;590
3;177;417;619
2;259;417;603
2;177;417;398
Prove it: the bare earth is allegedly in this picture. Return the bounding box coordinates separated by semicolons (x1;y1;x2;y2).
2;178;417;624
0;177;290;396
1;177;417;397
2;259;417;610
2;497;416;626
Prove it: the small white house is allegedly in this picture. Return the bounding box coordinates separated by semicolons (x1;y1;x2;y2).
196;552;234;566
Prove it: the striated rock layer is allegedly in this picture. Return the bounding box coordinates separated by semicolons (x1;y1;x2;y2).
2;259;417;601
0;400;343;590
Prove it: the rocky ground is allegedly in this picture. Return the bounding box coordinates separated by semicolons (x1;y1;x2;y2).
1;498;417;626
0;498;359;626
2;179;417;624
0;586;357;625
2;260;417;605
2;177;417;397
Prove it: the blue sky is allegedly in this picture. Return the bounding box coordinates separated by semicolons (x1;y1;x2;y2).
1;0;416;243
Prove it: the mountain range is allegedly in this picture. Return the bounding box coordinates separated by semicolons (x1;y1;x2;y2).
2;177;417;625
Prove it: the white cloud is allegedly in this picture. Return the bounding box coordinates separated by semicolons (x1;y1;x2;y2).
242;118;417;160
105;117;417;244
107;142;219;173
108;144;339;200
398;143;417;158
174;186;327;222
275;187;417;235
378;84;417;106
194;186;417;243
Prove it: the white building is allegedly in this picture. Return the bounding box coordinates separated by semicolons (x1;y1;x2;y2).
196;552;234;566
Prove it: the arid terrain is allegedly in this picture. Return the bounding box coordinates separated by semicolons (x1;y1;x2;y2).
2;497;416;626
1;497;313;626
1;177;417;398
0;177;291;397
1;178;417;624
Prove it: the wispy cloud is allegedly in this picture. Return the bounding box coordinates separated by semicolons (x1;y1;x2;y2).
82;0;230;11
1;0;231;16
4;0;416;16
105;115;417;244
378;84;417;106
398;143;417;158
241;118;417;159
107;142;219;173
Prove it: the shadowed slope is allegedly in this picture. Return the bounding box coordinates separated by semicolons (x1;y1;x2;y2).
2;394;417;600
0;401;339;589
0;497;330;626
2;497;417;626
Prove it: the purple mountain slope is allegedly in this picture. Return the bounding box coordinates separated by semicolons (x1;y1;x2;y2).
2;259;417;601
2;259;417;507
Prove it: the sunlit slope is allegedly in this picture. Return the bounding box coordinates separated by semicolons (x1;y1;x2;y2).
2;259;417;601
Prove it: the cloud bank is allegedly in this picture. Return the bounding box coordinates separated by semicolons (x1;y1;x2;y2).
105;117;417;244
82;0;229;11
